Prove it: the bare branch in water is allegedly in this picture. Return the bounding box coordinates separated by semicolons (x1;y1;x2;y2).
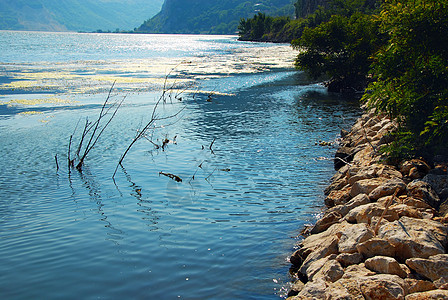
159;171;182;182
112;68;190;179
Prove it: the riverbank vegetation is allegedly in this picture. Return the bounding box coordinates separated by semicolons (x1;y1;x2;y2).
239;0;448;161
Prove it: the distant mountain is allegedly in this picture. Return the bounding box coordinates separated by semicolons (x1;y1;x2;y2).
0;0;164;32
137;0;295;34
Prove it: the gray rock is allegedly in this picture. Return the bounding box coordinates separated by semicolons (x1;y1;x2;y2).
423;174;448;196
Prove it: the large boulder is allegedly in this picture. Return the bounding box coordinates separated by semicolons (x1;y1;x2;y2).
312;259;344;283
405;278;436;294
356;238;396;258
369;178;407;200
325;186;352;207
423;174;448;202
407;180;441;209
298;222;350;258
359;274;409;300
345;202;399;224
377;217;448;261
336;252;364;268
405;254;448;282
350;178;387;198
399;159;431;178
405;290;448;299
327;194;371;218
310;211;343;234
338;223;375;253
365;256;409;278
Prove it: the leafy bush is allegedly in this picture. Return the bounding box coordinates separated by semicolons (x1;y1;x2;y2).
292;12;384;91
363;0;448;159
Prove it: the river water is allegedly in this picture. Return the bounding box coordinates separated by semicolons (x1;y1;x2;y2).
0;31;360;299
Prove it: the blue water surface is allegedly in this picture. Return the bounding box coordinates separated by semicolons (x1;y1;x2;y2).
0;32;361;299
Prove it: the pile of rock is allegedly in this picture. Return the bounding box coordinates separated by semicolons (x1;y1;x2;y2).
287;111;448;299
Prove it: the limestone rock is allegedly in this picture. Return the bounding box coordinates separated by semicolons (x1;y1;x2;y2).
287;280;305;297
377;217;448;261
369;178;407;200
345;202;399;224
406;254;448;282
336;252;364;267
405;290;448;299
343;263;376;279
356;238;396;258
348;164;382;186
423;174;448;198
329;278;365;299
404;278;436;294
312;259;344;283
359;274;409;299
407;180;441;209
350;178;387;198
365;256;409;278
433;277;448;289
302;255;337;281
330;194;370;218
338;223;375;253
296;277;328;298
310;211;343;234
326;185;352;207
388;204;424;219
290;249;304;267
299;222;350;258
399;159;431;177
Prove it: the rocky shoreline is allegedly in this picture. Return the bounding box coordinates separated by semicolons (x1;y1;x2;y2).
286;110;448;299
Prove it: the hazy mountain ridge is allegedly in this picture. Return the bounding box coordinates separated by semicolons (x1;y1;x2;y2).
0;0;164;32
137;0;295;34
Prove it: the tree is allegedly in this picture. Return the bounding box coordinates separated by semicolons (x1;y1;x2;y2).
363;0;448;159
292;12;384;92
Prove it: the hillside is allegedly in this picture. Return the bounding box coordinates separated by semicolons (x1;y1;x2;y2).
137;0;295;34
0;0;164;32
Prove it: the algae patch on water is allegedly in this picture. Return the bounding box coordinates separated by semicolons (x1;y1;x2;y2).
4;97;76;107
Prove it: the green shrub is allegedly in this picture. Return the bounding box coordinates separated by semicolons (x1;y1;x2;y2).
363;0;448;159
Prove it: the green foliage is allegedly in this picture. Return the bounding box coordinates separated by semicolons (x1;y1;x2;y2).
363;0;448;158
292;12;384;91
